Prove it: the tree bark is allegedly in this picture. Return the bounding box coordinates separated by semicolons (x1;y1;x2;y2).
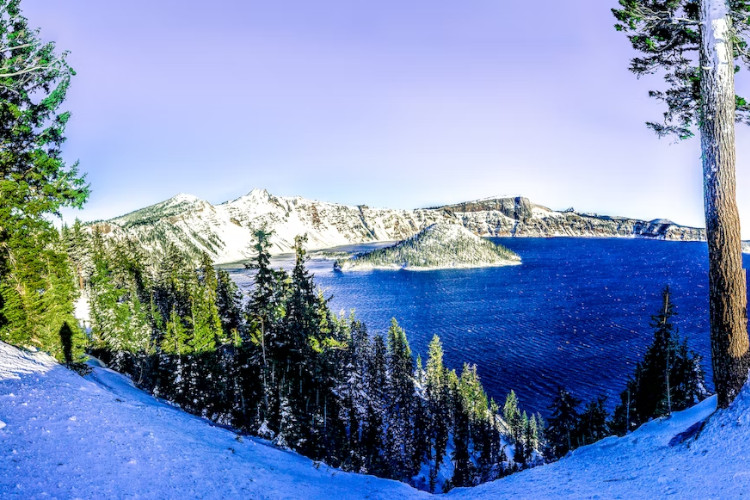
699;0;749;408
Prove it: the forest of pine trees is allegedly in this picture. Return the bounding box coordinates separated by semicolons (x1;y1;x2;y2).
543;286;708;459
60;227;543;492
3;217;710;490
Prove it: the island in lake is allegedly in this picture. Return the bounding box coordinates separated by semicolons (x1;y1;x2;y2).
334;222;521;271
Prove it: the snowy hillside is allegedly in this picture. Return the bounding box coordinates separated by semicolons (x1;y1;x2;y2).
336;223;520;270
89;190;706;264
2;341;750;498
453;391;750;498
0;342;427;499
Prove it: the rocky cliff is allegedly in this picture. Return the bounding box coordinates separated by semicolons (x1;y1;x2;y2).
89;190;705;264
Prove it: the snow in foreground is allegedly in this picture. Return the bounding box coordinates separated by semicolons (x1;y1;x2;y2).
452;384;750;499
2;341;750;499
0;342;427;499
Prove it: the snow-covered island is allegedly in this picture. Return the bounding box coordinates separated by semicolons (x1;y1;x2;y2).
334;223;520;271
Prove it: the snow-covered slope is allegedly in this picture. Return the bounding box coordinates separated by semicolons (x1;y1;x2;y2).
336;222;521;270
0;342;427;499
2;341;750;498
451;390;750;499
90;190;705;264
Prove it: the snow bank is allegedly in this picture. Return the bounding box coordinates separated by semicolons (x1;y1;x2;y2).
3;339;750;499
449;388;750;499
0;341;427;499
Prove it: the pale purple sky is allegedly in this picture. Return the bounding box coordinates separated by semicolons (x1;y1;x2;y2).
23;0;750;234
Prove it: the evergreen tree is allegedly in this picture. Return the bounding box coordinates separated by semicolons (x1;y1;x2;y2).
385;318;415;479
425;335;449;491
613;287;707;432
0;225;84;361
503;390;522;443
0;0;89;361
577;395;609;446
216;269;243;344
613;0;750;408
450;392;474;488
546;387;581;458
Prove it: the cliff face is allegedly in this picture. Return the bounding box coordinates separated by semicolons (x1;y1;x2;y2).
90;190;706;264
441;198;705;241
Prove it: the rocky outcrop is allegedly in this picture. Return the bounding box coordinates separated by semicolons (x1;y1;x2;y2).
90;190;706;264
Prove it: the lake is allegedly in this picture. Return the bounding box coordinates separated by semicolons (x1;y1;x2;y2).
228;238;750;417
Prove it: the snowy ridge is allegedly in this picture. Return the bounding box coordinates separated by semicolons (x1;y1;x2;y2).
336;222;521;271
89;190;706;265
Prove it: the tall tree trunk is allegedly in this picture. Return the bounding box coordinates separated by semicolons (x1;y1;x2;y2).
700;0;749;408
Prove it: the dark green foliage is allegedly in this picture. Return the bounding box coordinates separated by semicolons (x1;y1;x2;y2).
612;0;750;136
577;396;609;446
81;231;532;492
0;1;88;360
612;286;707;433
545;387;582;459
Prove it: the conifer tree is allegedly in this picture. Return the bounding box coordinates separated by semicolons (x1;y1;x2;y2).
613;0;750;407
0;0;89;360
363;332;388;476
546;387;581;458
450;375;475;488
385;318;415;479
216;269;243;343
613;287;707;432
577;395;609;446
425;335;449;491
503;390;522;443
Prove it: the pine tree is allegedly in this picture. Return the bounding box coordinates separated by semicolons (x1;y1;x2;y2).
411;356;430;475
503;390;522;443
0;225;84;361
546;387;581;458
613;0;750;408
385;318;415;479
216;269;243;344
613;287;707;432
0;1;88;360
450;379;475;488
577;395;609;446
363;332;388;476
425;335;449;491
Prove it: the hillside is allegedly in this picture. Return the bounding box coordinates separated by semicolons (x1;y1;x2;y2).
88;190;706;264
3;341;750;498
335;223;520;270
453;388;750;499
0;341;426;499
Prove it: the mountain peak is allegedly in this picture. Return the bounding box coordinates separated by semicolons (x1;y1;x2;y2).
168;193;202;204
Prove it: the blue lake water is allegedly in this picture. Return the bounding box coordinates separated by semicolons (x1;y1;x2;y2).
230;238;750;417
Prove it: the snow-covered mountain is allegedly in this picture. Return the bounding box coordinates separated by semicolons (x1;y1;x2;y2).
3;340;750;498
90;189;706;264
336;222;521;271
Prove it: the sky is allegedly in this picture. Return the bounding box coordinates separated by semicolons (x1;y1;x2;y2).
21;0;750;234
